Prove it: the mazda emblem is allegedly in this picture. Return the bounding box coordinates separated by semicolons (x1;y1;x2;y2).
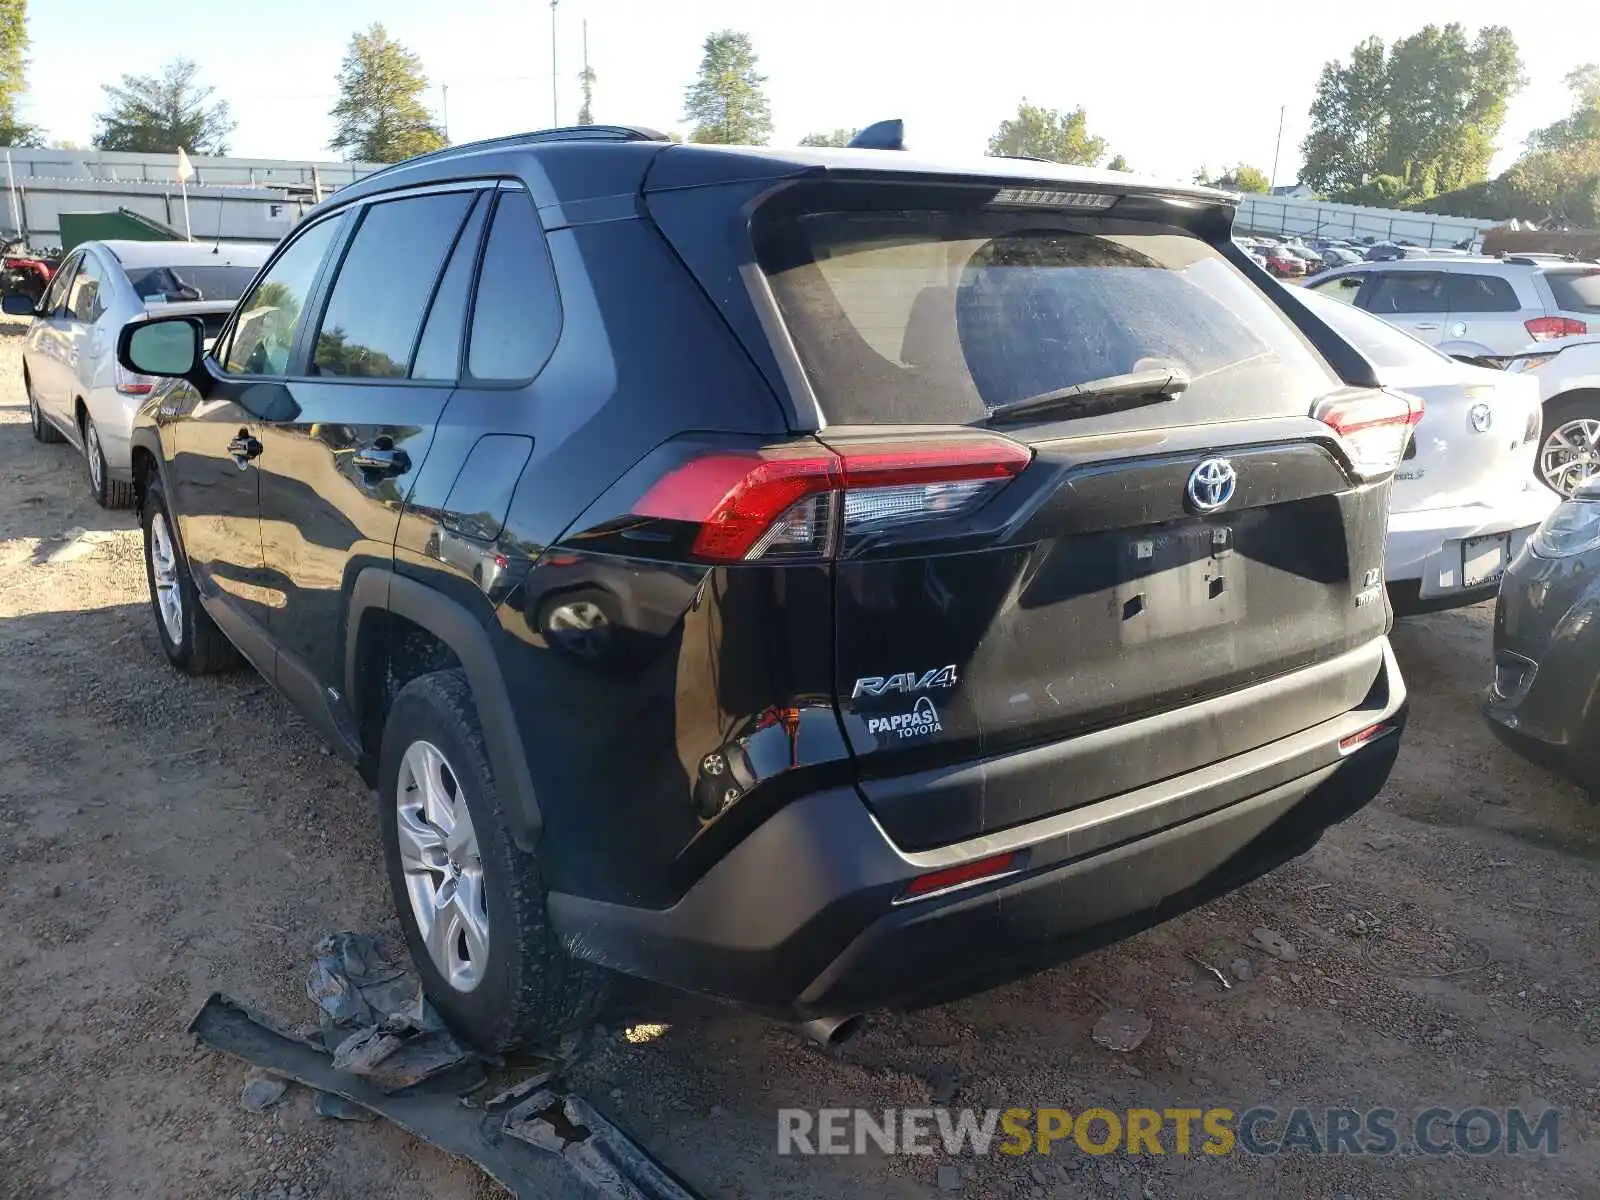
1187;458;1237;512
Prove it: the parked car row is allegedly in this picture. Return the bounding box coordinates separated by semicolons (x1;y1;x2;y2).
1300;254;1600;495
4;240;269;507
6;133;1584;1058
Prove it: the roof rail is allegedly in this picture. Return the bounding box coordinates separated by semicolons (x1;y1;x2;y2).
1505;253;1577;265
354;124;670;185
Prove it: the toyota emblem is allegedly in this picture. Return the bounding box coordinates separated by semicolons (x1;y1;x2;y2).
1187;458;1238;512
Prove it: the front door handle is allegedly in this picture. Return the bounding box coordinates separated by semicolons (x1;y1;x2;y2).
227;432;263;465
1411;322;1440;331
352;444;411;476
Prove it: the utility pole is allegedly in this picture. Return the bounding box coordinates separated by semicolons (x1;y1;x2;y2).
550;0;560;127
1270;104;1286;193
442;84;450;142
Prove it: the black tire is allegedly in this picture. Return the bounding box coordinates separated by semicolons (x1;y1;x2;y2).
1536;393;1600;497
379;669;609;1052
83;413;134;509
25;371;64;444
141;472;243;674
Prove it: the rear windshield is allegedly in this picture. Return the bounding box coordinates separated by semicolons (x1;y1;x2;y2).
1545;269;1600;314
1299;287;1451;371
759;211;1339;425
126;264;257;304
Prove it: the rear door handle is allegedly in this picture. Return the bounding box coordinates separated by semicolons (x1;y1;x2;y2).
227;432;262;464
1412;322;1440;330
352;444;411;476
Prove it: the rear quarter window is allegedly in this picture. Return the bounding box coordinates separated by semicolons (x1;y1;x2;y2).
1545;269;1600;314
759;210;1339;426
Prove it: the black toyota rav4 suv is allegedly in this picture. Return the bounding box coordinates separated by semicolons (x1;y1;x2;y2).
120;125;1412;1051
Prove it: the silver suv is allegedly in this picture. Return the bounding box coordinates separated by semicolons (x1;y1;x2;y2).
1304;255;1600;358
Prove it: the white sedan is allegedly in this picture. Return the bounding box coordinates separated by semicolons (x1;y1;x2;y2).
7;239;268;507
1297;287;1559;612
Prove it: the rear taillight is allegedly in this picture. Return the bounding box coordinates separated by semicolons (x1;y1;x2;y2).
114;362;157;396
1315;391;1424;480
633;434;1031;562
1525;316;1588;341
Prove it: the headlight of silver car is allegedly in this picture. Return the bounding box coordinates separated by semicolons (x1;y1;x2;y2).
1530;498;1600;558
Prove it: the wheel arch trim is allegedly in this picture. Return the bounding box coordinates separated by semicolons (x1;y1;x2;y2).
346;568;543;848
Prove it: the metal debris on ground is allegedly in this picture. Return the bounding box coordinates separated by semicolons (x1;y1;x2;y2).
313;1090;377;1122
239;1075;287;1113
305;932;476;1093
503;1091;702;1200
189;992;702;1200
1091;1009;1153;1053
1249;927;1299;962
1185;953;1232;990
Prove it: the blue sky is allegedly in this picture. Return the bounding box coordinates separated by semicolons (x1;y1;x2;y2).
17;0;1600;181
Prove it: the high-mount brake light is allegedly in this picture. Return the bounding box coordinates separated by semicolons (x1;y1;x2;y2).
633;435;1031;563
1314;391;1424;480
990;187;1118;210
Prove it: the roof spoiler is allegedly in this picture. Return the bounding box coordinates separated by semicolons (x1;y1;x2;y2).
847;119;905;151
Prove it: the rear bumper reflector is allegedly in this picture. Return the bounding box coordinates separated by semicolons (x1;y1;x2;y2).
896;851;1020;904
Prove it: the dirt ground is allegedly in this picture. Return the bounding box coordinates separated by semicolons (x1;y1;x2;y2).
1;315;1596;1200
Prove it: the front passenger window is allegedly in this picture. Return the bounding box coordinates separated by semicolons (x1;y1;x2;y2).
40;255;79;316
223;217;341;377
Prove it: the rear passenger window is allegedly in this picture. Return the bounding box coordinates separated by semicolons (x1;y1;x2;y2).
312;191;475;379
1446;273;1519;313
411;193;490;381
467;189;561;382
1363;272;1447;315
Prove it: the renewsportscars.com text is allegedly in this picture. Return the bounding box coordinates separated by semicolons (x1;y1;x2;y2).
777;1106;1560;1158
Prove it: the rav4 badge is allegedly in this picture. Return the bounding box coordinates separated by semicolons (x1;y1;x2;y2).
852;665;958;700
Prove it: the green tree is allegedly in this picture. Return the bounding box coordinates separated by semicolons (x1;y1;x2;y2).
0;0;40;147
683;30;772;145
1499;65;1600;226
1528;64;1600;153
93;58;233;154
798;128;857;148
987;100;1106;165
1106;153;1130;172
1299;24;1524;204
329;24;446;163
1196;163;1270;193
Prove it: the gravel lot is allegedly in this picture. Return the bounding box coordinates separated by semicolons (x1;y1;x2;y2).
1;315;1596;1199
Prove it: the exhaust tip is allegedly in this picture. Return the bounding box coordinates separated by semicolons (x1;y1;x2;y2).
797;1014;866;1048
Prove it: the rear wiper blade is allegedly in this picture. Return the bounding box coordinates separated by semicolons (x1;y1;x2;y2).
984;368;1190;424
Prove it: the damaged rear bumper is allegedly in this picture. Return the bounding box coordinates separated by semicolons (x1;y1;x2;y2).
548;640;1407;1016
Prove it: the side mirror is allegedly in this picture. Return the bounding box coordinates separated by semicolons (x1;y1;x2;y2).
118;315;204;379
2;293;38;317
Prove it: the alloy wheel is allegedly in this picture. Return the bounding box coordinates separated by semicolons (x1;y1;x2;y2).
147;511;184;644
395;739;489;992
1540;418;1600;496
86;421;104;492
